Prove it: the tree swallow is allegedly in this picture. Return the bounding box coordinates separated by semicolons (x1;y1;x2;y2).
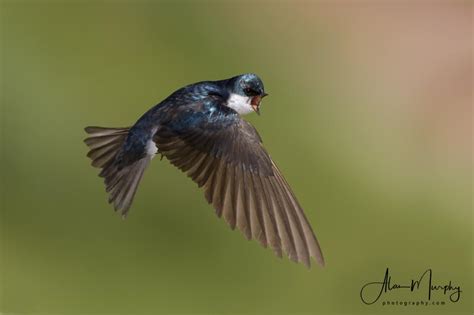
84;73;324;267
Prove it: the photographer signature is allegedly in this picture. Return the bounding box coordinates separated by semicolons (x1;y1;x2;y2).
360;268;461;305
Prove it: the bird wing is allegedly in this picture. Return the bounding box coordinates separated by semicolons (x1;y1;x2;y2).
154;97;324;267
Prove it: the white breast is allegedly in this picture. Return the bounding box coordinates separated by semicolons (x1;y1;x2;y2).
226;93;254;115
146;139;158;157
146;127;159;158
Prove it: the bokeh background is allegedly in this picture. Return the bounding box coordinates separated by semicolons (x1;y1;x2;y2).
1;1;472;314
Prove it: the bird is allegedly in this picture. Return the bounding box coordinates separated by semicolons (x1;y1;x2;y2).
84;73;324;268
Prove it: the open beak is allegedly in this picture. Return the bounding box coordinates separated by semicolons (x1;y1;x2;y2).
251;93;268;115
251;103;260;115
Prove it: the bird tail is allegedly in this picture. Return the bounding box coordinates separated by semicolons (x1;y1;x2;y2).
84;126;149;217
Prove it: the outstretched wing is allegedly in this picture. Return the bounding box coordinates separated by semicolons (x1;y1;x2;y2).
154;97;325;267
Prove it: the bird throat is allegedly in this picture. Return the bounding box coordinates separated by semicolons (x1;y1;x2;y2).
226;93;255;115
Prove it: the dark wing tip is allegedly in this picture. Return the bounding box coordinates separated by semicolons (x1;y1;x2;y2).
84;126;95;133
315;251;325;267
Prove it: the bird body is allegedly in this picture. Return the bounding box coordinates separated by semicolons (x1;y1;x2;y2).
85;73;325;267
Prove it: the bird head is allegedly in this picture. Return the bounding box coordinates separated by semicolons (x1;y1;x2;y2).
226;73;268;115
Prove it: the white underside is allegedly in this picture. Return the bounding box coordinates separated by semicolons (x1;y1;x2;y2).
146;140;158;157
146;127;159;158
226;93;254;115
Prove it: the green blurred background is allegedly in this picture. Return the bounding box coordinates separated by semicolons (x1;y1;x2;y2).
1;1;472;314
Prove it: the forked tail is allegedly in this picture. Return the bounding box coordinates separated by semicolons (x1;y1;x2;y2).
84;126;151;217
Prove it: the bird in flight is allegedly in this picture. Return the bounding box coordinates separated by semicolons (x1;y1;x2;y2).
84;73;324;267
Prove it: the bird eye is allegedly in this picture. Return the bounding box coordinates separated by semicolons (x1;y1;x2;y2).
244;87;256;96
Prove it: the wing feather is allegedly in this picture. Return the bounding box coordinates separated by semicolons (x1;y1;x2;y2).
246;172;267;247
153;98;324;267
263;176;297;262
222;165;236;230
271;169;310;267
